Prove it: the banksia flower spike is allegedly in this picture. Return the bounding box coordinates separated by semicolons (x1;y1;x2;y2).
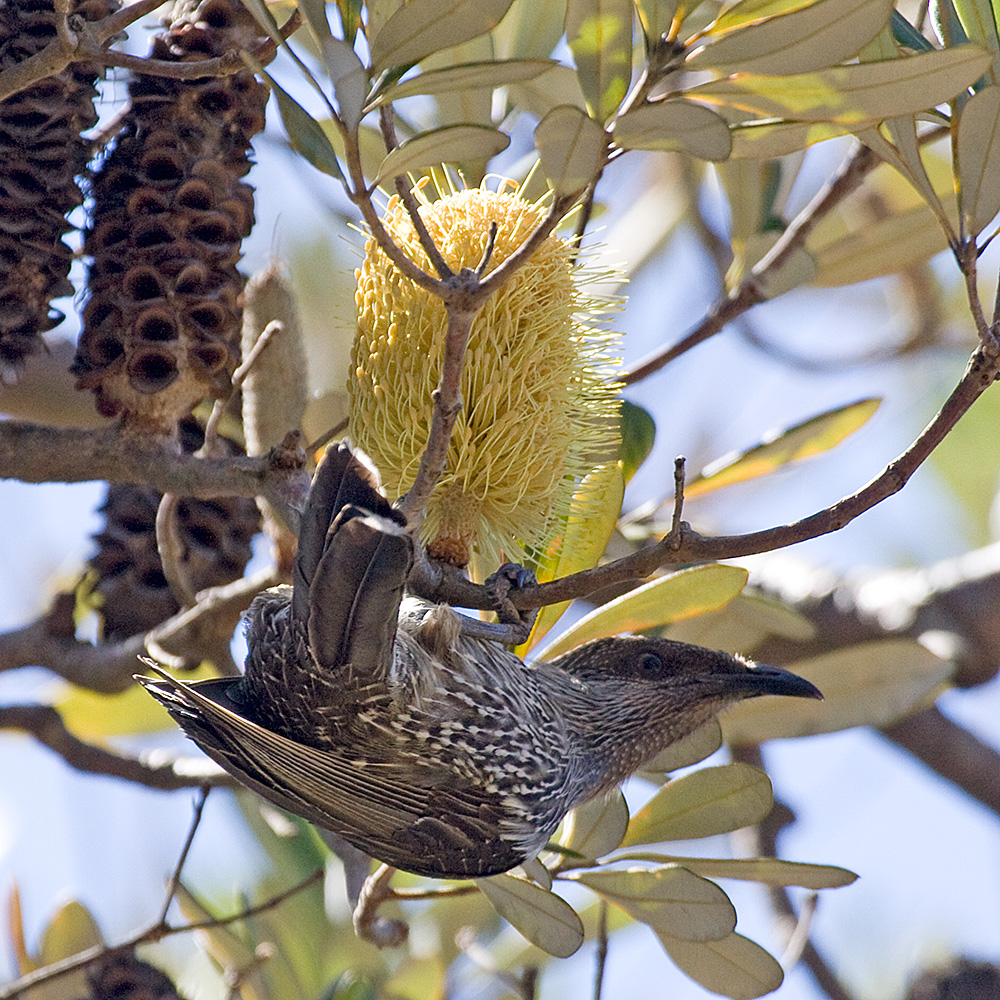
0;0;119;380
349;181;622;578
73;0;271;433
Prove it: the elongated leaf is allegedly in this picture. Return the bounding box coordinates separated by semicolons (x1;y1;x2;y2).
635;0;680;41
374;125;509;182
620;401;655;481
956;85;1000;236
475;875;584;957
534;105;607;196
572;866;736;940
370;0;513;72
297;0;332;45
510;65;589;117
376;58;556;103
245;58;344;179
639;718;724;774
556;788;630;864
612;855;858;888
614;100;733;160
685;398;881;497
952;0;1000;66
722;638;952;743
657;931;784;999
566;0;634;121
689;0;892;76
520;462;625;654
622;763;773;846
730;118;852;157
323;38;366;132
689;45;990;123
541;564;748;658
711;0;816;33
810;197;955;285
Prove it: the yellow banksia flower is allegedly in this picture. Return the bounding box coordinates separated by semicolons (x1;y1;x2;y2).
349;180;622;579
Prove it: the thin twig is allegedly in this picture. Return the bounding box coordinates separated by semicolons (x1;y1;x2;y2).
156;790;210;926
155;494;197;609
593;899;609;1000
668;456;686;546
0;705;237;790
0;868;324;1000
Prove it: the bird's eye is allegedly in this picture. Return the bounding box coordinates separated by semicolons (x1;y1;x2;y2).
638;652;663;675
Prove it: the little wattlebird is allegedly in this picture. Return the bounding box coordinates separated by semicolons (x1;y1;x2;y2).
139;443;822;880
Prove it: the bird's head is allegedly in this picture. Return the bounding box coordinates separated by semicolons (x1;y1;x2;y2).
544;635;821;788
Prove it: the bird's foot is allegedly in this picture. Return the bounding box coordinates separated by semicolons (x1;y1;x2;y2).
474;562;539;645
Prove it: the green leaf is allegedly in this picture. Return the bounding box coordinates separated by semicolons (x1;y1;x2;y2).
685;397;881;497
38;901;103;964
611;855;858;888
534;105;607;197
555;788;630;864
572;866;736;940
952;0;1000;68
729;119;853;158
540;564;749;659
711;0;815;33
622;763;773;846
520;462;625;654
245;58;344;179
722;638;953;742
639;718;724;774
689;0;893;77
370;0;514;73
657;931;784;999
956;84;1000;236
689;45;990;123
891;9;935;50
297;0;332;46
509;65;589;118
635;0;680;43
809;197;955;285
619;400;656;481
376;58;556;103
614;100;733;161
475;875;584;957
374;124;509;182
322;38;367;132
566;0;634;121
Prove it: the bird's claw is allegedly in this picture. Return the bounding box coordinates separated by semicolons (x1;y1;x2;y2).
482;562;539;643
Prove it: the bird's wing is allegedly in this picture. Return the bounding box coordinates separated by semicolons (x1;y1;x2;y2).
306;508;413;679
138;669;531;879
293;441;404;622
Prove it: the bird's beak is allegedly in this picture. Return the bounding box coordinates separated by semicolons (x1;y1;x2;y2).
735;663;823;701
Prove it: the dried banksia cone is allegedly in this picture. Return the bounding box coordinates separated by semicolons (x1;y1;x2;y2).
85;951;183;1000
0;0;119;380
73;0;271;432
88;418;260;639
349;183;621;577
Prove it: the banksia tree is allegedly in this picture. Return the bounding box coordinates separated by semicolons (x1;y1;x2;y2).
72;0;270;433
0;0;119;380
349;183;621;577
88;418;260;640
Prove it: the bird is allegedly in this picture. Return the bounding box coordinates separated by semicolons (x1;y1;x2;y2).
139;442;822;880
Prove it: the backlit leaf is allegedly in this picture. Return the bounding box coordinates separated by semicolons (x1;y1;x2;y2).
322;38;366;132
376;58;556;103
622;763;773;846
614;100;733;161
520;462;625;653
689;45;990;123
475;875;584;957
566;0;634;121
657;931;784;999
370;0;514;72
572;866;736;940
721;638;952;742
619;400;656;482
612;855;858;888
730;119;853;158
556;788;630;864
685;397;881;497
540;564;748;658
639;718;724;774
246;59;344;179
374;125;509;183
689;0;892;77
297;0;332;45
635;0;680;42
711;0;815;33
534;105;607;197
38;900;103;964
956;85;1000;236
